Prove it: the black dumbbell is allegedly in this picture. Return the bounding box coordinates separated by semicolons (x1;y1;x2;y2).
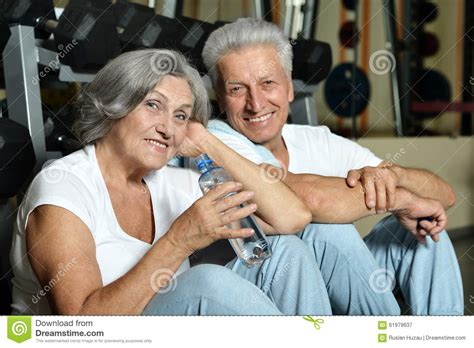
292;38;333;85
114;1;156;52
0;0;56;40
46;0;120;71
1;0;120;71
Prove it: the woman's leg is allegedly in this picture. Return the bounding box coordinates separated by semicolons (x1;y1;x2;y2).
364;215;464;315
225;234;332;315
143;264;282;315
297;223;401;315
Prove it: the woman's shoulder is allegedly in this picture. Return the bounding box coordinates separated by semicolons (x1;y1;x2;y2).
30;145;98;193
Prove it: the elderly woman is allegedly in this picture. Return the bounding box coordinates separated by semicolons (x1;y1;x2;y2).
9;49;332;315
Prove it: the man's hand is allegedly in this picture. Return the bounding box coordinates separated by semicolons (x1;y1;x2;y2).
390;195;447;243
346;163;399;213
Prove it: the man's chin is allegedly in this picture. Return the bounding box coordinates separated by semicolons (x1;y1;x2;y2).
243;132;275;145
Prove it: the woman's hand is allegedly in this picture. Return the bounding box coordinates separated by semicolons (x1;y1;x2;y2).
165;181;257;256
177;121;212;158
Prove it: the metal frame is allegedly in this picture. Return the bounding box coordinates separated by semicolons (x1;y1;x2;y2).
2;25;94;172
290;80;319;126
382;0;403;136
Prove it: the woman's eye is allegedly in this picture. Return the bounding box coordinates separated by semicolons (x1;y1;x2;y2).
146;101;160;109
175;114;188;121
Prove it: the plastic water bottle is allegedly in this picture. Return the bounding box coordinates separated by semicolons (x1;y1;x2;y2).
195;154;272;267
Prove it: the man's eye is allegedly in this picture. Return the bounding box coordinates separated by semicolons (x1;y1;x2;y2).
264;80;274;85
230;86;242;93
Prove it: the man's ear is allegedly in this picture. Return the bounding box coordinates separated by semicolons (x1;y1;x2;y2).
287;76;294;103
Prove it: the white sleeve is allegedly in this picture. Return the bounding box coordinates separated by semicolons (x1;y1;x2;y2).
324;127;383;177
19;166;96;235
212;132;267;165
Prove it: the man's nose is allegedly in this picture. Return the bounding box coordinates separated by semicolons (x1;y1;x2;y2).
245;87;266;113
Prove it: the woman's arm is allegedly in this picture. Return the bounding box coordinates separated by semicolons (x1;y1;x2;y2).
180;122;312;234
26;182;256;315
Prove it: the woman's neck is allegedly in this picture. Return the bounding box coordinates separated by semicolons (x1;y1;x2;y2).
94;138;148;190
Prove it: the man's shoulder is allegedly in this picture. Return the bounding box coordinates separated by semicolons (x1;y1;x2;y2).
282;123;332;140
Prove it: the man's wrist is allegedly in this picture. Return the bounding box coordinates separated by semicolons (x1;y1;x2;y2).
390;187;415;213
389;164;405;188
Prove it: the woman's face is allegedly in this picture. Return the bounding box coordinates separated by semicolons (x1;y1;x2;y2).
108;75;194;171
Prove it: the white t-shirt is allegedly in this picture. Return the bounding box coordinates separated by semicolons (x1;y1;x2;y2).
10;144;201;315
208;120;382;176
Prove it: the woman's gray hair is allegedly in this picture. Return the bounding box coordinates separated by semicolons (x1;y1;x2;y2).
73;49;211;145
202;18;293;88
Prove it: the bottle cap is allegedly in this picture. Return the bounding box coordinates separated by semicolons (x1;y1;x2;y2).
195;153;214;172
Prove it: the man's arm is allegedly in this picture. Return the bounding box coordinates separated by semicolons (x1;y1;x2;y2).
284;171;375;223
284;170;447;240
346;162;456;211
389;164;456;209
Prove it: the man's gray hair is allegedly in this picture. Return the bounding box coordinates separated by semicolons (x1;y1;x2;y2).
73;49;211;145
202;18;293;88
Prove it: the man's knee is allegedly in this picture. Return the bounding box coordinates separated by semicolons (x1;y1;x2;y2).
298;223;368;254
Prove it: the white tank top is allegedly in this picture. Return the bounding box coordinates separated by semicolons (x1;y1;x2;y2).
10;145;201;314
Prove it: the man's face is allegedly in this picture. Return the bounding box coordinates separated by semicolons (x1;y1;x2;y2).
216;45;294;145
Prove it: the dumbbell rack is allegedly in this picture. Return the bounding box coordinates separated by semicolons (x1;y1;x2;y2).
2;25;95;172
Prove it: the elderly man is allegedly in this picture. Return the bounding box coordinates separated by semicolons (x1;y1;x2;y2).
201;18;463;315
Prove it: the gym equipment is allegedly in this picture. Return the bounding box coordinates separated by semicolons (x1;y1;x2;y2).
292;38;333;85
1;0;120;71
324;63;370;118
420;32;439;57
0;0;56;40
339;21;359;48
43;108;82;155
0;118;36;199
129;14;218;74
293;38;332;84
114;1;155;52
290;38;333;127
342;0;358;11
51;0;120;71
413;69;451;118
419;1;438;23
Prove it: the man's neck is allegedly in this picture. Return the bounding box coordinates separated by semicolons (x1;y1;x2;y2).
262;134;289;168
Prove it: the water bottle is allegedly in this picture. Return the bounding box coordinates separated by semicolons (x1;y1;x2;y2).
195;154;272;267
